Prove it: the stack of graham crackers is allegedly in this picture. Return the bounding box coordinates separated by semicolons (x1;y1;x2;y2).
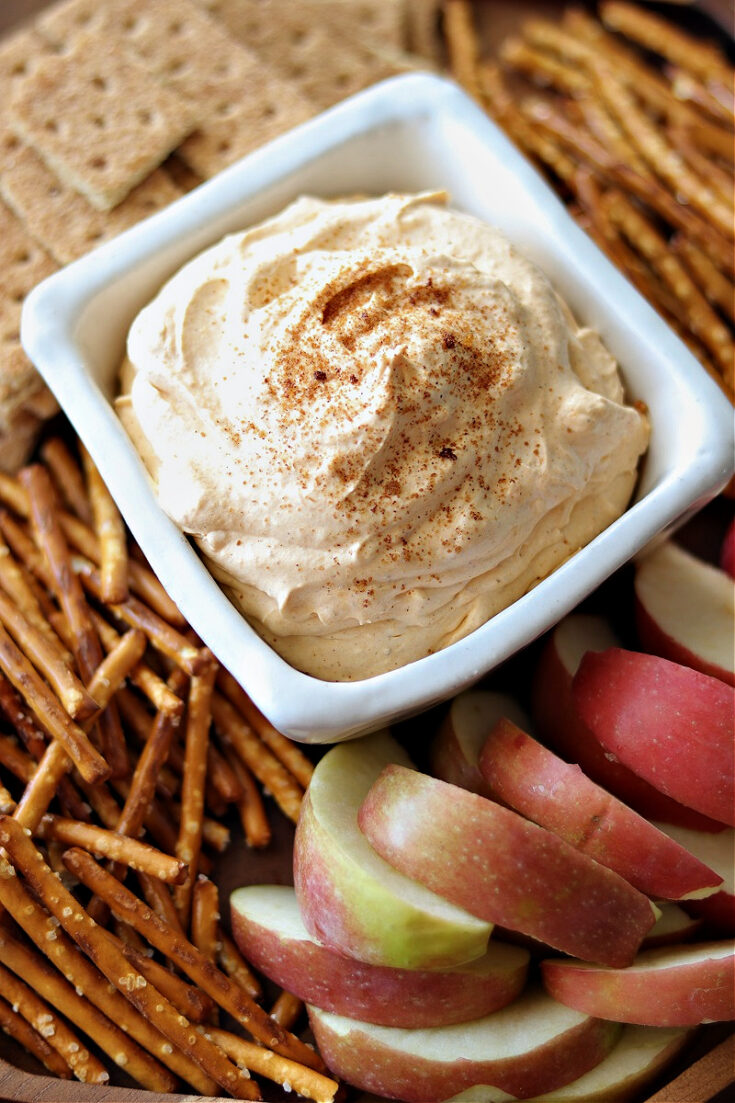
0;0;443;471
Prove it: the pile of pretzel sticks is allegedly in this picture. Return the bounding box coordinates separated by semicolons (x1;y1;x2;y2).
0;437;336;1100
443;0;734;402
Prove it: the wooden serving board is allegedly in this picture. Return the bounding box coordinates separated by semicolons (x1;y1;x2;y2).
0;2;733;1102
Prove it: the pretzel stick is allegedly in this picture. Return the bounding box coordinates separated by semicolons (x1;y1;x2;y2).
522;98;734;272
666;128;734;206
0;869;215;1093
106;926;216;1023
61;845;326;1072
0;734;34;783
0;959;108;1083
74;560;206;675
0;532;71;659
590;64;734;240
0;589;99;722
0;473;29;518
20;467;127;779
600;1;733;85
666;66;734;126
575;93;649;176
0;510;52;590
57;509;184;627
216;671;314;790
0;674;46;759
0;920;174;1091
672;236;735;325
79;444;128;604
0;622;108;784
218;931;262;1002
0;992;73;1078
39;438;93;525
0;827;259;1100
269;990;304;1032
603;190;735;390
96;616;183;714
208;1026;338;1103
479;64;578;185
212;693;304;824
224;748;271;849
444;0;481;100
191;876;220;960
174;661;217;926
0;777;14;814
500;36;588;96
36;815;187;883
12;739;70;832
137;870;186;936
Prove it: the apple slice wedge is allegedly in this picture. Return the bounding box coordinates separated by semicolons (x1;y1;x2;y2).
430;690;530;797
230;884;529;1028
293;731;491;970
446;1024;692;1102
641;903;702;949
477;718;722;901
308;988;621;1103
358;765;658;967
531;615;720;831
572;649;735;827
635;541;734;685
542;942;735;1026
654;821;735;935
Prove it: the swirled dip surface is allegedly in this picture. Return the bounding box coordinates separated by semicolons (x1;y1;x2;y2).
117;193;649;680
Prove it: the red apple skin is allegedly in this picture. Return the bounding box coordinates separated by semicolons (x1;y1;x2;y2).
358;765;657;968
572;649;735;827
230;885;529;1028
308;990;622;1103
542;942;735;1027
636;600;734;688
654;822;735;936
477;719;722;901
532;618;722;832
430;691;530;798
721;518;735;579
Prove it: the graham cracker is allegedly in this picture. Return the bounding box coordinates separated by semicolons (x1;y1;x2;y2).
9;30;197;210
0;25;56;91
406;0;445;62
196;0;408;53
0;199;58;434
0;145;183;265
178;80;315;178
191;0;421;109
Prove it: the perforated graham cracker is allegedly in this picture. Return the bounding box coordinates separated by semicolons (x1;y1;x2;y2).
178;79;314;178
0;146;183;265
9;30;197;210
196;0;408;53
0;199;58;434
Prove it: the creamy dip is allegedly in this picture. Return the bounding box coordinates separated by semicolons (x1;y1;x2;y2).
117;192;649;680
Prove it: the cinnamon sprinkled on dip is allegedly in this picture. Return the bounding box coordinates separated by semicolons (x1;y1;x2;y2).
117;193;649;680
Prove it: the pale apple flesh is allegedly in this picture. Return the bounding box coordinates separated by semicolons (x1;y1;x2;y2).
446;1024;692;1103
634;541;735;686
308;989;622;1103
293;731;491;970
572;648;735;827
654;821;735;935
230;884;529;1028
542;942;735;1026
531;615;722;831
477;718;722;901
641;903;702;949
430;690;531;797
358;765;658;967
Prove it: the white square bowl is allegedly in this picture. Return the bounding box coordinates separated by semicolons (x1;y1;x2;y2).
22;73;735;743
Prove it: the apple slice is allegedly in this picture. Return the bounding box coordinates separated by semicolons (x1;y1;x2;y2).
230;884;529;1028
531;615;720;831
430;690;530;797
477;718;722;901
308;988;621;1103
641;903;702;949
572;649;735;827
446;1024;692;1102
293;731;491;970
358;765;658;967
721;518;735;579
635;541;735;686
654;821;735;935
542;942;735;1026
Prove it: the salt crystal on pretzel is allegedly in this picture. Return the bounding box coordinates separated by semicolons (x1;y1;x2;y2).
0;993;72;1079
208;1025;338;1103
